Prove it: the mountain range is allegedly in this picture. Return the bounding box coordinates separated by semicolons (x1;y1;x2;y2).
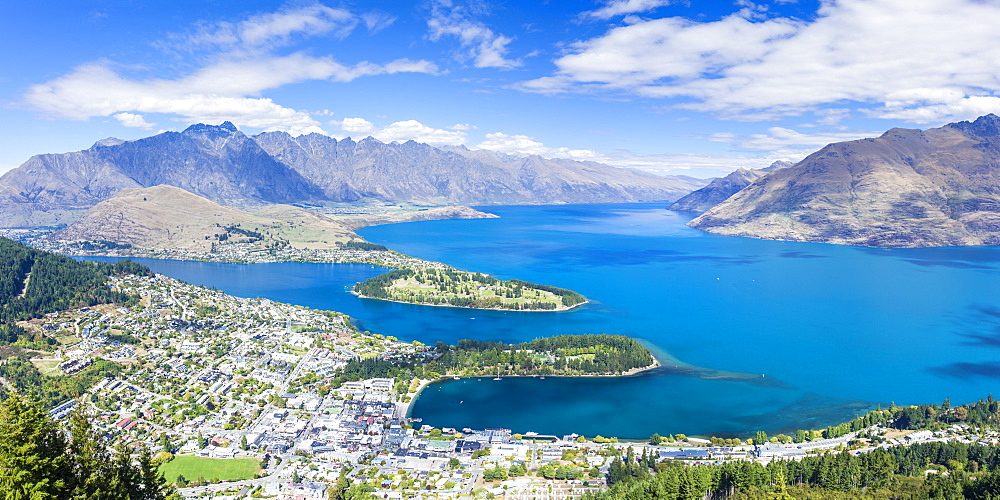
0;122;706;228
687;114;1000;247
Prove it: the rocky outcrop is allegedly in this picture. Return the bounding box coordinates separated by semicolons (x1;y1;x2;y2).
689;115;1000;247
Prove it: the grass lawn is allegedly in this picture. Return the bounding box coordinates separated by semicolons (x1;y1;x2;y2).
54;334;79;345
30;358;62;376
159;456;260;483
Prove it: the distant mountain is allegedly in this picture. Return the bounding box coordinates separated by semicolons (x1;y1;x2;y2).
253;132;705;205
669;161;792;213
0;122;320;227
0;123;707;228
689;115;1000;247
48;185;355;252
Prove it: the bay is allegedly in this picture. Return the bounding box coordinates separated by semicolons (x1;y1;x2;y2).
90;203;1000;438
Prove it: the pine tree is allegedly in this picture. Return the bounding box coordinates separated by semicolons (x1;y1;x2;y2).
0;393;175;500
0;394;73;498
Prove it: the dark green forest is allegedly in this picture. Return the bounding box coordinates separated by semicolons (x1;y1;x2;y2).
0;236;151;329
587;438;1000;499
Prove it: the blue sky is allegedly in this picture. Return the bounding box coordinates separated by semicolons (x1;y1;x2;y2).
4;0;1000;178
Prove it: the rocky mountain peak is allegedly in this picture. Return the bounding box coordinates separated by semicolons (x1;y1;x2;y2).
92;137;126;148
182;121;240;136
947;113;1000;138
762;160;794;171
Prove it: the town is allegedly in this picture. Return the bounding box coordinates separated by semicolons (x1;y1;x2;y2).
11;271;998;499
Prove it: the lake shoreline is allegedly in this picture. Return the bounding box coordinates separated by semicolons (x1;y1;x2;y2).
405;357;662;419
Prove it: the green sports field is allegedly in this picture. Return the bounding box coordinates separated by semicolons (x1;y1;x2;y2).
159;456;260;484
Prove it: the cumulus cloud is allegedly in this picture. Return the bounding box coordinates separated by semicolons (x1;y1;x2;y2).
113;112;155;129
522;0;1000;123
338;117;376;134
582;0;671;20
24;54;434;135
334;118;467;146
376;120;468;144
427;0;520;69
23;4;437;135
476;132;601;161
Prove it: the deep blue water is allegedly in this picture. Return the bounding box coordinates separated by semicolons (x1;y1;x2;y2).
91;204;1000;438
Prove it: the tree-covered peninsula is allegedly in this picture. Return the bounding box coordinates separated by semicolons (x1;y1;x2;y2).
334;334;656;385
353;267;586;311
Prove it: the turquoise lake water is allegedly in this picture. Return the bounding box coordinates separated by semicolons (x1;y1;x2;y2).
96;203;1000;438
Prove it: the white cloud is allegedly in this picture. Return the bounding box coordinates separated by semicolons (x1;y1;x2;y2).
334;118;467;146
24;55;434;135
239;4;356;46
703;126;878;158
522;0;1000;124
582;0;671;20
113;112;155;129
376;120;468;145
448;123;476;130
338;117;376;134
170;4;359;54
474;132;781;177
427;0;520;69
360;11;397;34
476;132;601;161
23;4;437;135
596;150;781;177
476;132;549;155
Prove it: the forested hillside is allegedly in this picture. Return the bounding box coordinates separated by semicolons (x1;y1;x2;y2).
0;236;151;328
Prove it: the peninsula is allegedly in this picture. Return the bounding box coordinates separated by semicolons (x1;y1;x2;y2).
352;268;587;311
335;334;658;390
